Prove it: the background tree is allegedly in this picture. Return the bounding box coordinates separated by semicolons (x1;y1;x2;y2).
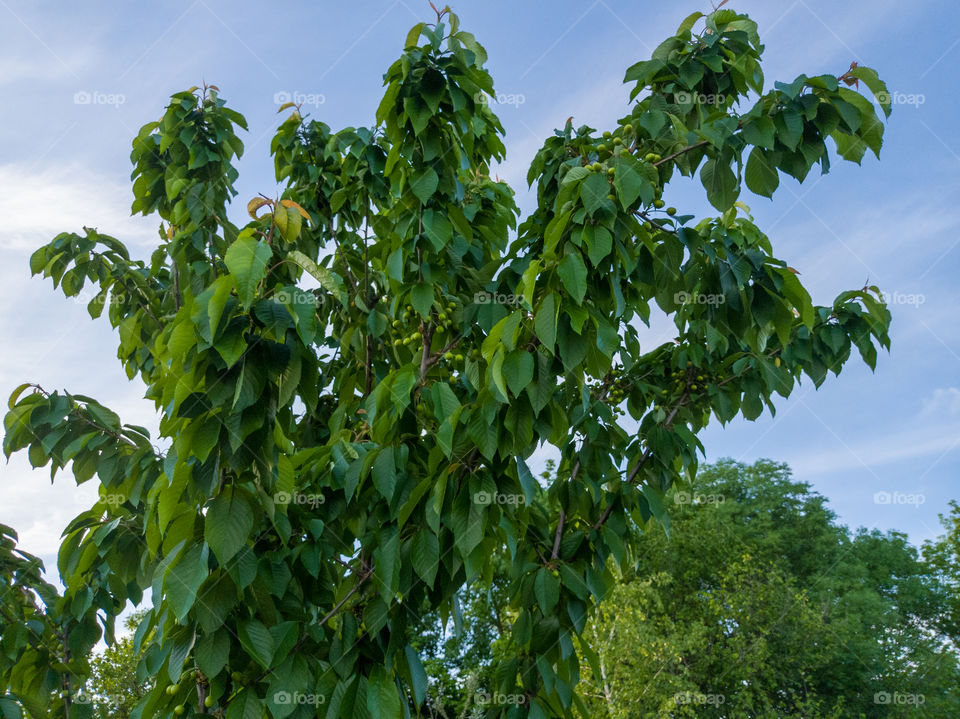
85;612;151;719
0;525;88;719
415;461;960;717
2;5;893;718
923;501;960;642
577;460;960;717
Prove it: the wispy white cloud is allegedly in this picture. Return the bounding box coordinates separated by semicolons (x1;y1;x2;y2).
921;387;960;417
0;163;158;250
0;49;97;86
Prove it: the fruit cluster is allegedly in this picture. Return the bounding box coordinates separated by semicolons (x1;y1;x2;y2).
589;369;632;418
164;669;215;715
584;130;678;220
390;298;458;351
659;362;718;403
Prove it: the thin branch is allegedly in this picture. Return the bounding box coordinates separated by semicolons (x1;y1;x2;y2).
423;334;464;373
652;139;710;167
593;388;689;531
550;510;565;561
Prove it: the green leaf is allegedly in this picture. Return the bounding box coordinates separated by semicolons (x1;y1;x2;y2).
776;107;803;150
614;153;656;208
166;543;209;621
195;629;230;677
207;275;235;335
410;167;438;203
404;646;428;707
0;697;21;719
502;350;534;396
583;224;613;265
534;568;560;612
581;173;612;215
535;293;559;350
238;620;274;668
372;448;397;500
745;147;779;198
411;530;439;587
374;529;400;601
849;65;892;117
366;666;402;718
225;233;273;307
226;689;263;719
410;283;434;318
558;252;588;304
742;116;776;150
422;209;452;250
287;250;345;302
544;209;571;257
205;487;254;564
700;157;739;211
430;382;460;422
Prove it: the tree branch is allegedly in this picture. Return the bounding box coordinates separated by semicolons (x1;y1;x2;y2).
652;139;710;167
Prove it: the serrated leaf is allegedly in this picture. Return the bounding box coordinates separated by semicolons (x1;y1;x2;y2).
410;283;434;318
558;252;587;304
502;350;534;396
411;530;439;587
410;168;438;203
700;157;739;211
366;666;402;718
225;234;273;307
205;487;254;564
287;250;345;302
534;568;560;612
238;620;274;668
404;646;428;706
745;147;779;198
166;543;209;621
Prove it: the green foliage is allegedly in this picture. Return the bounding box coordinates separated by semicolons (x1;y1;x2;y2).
415;461;960;718
922;501;960;644
0;525;87;719
85;612;152;719
575;460;960;718
1;7;894;719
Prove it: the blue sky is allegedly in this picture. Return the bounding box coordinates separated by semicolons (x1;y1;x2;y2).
1;0;958;571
